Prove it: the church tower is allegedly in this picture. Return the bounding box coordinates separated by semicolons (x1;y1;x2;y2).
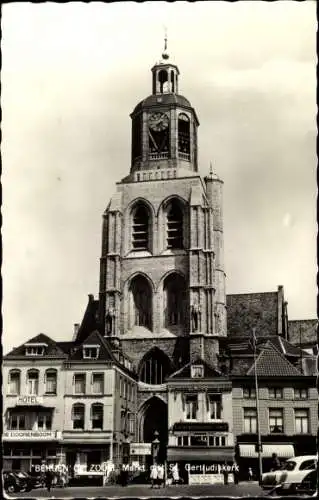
98;39;226;386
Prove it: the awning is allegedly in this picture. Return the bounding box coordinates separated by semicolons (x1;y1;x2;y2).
238;444;294;459
167;446;234;462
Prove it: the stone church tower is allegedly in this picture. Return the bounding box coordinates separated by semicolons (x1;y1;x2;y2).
98;42;226;392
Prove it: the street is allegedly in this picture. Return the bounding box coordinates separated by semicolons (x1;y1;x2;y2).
9;482;265;498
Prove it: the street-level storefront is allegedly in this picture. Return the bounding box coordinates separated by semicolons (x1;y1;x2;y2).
237;442;295;480
2;438;62;473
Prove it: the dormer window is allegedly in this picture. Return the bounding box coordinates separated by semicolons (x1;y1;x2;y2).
83;345;100;360
25;343;47;356
191;365;204;378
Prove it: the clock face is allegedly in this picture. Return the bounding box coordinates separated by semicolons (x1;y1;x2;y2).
148;112;169;131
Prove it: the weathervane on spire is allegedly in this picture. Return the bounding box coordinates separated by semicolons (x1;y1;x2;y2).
162;25;169;60
209;161;213;176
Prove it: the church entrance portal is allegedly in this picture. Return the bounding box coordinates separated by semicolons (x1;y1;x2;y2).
141;397;168;465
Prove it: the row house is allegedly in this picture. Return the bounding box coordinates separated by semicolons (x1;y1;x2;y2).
3;326;138;483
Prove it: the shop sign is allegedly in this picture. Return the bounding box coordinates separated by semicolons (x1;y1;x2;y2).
16;396;43;406
130;443;152;456
3;431;57;441
189;473;224;485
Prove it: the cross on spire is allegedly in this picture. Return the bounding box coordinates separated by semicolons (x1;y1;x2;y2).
162;26;169;60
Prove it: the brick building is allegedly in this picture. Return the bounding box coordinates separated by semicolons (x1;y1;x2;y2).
3;44;317;484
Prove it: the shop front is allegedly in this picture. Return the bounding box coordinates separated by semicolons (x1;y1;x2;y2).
237;442;295;480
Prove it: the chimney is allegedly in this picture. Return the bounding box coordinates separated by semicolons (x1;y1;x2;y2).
72;323;80;341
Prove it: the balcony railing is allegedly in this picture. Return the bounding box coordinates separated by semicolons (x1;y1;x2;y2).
149;152;169;160
135;169;177;183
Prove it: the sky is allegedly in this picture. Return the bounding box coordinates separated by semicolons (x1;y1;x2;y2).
2;1;317;354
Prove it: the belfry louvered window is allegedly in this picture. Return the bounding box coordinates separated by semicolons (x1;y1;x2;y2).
132;205;149;250
167;202;183;249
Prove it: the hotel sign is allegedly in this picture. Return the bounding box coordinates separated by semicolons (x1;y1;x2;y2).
3;431;58;441
16;396;43;406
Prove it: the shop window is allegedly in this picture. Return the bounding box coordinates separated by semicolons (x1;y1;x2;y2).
294;388;308;399
269;387;283;399
190;434;208;446
72;403;85;430
73;373;86;394
92;373;104;394
9;370;21;395
294;409;309;434
243;408;257;433
185;395;198;420
243;387;256;399
166;201;183;249
132;204;150;251
269;408;284;433
91;403;103;430
45;369;57;394
26;370;39;395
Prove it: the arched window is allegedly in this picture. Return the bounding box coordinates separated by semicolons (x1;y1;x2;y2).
164;273;187;327
45;369;57;394
72;403;85;430
27;370;39;395
167;201;183;249
129;275;152;330
178;113;190;159
91;403;103;430
170;70;175;93
158;69;169;93
139;349;171;385
8;370;21;395
132;204;150;251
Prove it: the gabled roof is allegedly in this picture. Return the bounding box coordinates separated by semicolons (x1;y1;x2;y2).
68;330;117;363
246;344;302;377
4;333;67;359
268;336;312;358
168;356;221;380
73;295;101;345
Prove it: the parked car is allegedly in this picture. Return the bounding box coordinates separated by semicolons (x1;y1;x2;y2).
261;455;318;493
3;471;33;493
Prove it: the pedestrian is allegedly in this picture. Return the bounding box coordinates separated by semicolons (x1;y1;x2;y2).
223;463;229;485
248;467;253;481
270;453;281;471
172;463;180;485
157;463;164;488
233;461;239;485
45;468;54;493
150;463;158;488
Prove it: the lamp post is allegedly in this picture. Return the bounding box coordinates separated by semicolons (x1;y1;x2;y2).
151;430;160;465
252;328;263;484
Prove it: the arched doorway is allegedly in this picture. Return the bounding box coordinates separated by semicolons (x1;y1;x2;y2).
140;397;168;465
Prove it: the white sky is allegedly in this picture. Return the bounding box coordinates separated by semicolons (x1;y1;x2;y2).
2;1;317;353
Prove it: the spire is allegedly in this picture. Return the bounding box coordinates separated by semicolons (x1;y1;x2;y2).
162;26;169;61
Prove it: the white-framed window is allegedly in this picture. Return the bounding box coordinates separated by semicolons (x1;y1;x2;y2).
191;365;204;378
185;395;197;420
25;344;46;356
8;370;21;395
294;388;308;400
208;394;222;419
269;408;284;433
91;403;103;430
9;412;26;430
27;370;39;395
244;408;257;433
45;369;57;394
72;403;85;430
91;373;104;394
83;345;100;359
73;373;86;394
269;387;283;399
295;409;309;434
37;414;52;431
243;387;256;399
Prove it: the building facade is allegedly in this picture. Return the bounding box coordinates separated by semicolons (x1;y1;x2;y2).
3;45;317;484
